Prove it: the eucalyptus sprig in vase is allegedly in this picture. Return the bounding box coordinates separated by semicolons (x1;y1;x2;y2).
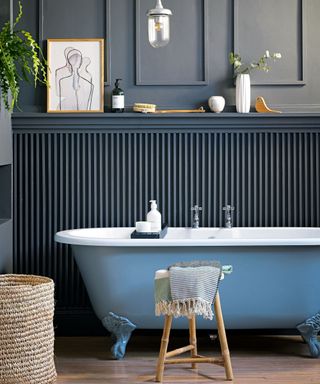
229;50;282;113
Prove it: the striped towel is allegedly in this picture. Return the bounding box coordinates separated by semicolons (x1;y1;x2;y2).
155;260;222;320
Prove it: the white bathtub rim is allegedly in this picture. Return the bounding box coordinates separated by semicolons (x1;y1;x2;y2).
54;227;320;247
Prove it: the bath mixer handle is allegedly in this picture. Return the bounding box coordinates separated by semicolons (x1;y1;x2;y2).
191;205;202;228
223;205;235;213
223;205;235;228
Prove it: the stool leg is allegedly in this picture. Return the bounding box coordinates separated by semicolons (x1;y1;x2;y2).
189;315;198;369
214;292;234;381
155;315;172;382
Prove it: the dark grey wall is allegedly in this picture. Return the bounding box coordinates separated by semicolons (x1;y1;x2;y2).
0;0;11;27
13;0;320;112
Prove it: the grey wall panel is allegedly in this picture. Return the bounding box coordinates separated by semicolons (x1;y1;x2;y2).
234;0;305;85
12;121;320;310
136;0;208;85
40;0;106;39
0;0;11;27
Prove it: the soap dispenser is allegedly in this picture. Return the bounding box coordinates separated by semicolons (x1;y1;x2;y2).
112;78;124;112
147;200;162;232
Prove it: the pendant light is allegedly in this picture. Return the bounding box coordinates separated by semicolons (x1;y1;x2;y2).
147;0;172;48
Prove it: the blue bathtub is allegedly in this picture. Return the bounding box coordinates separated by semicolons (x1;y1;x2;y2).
55;227;320;357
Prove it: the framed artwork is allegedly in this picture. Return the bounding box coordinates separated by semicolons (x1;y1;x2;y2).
47;39;104;113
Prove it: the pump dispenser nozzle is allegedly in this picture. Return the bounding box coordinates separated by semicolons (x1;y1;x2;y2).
115;78;122;88
149;200;157;209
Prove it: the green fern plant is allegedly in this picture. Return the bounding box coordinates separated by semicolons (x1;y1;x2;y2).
0;2;47;111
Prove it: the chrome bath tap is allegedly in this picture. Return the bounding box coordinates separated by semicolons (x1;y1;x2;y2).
191;205;202;229
223;205;235;228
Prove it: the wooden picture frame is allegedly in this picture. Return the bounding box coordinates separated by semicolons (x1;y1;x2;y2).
47;38;104;113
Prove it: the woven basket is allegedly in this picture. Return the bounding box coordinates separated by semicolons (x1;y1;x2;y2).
0;274;57;384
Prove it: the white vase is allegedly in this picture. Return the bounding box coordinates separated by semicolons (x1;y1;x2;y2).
208;96;225;113
236;74;251;113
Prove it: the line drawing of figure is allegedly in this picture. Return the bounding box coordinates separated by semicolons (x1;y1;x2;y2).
55;47;74;96
55;47;94;111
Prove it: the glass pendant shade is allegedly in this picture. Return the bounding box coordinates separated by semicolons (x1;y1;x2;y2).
148;15;170;48
147;0;172;48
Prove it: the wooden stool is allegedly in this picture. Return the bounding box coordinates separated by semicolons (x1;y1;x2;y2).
155;290;233;382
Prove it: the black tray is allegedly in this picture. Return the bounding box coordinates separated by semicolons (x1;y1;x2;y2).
130;224;168;239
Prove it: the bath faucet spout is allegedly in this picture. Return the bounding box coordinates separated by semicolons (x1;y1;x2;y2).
223;205;235;228
191;205;202;229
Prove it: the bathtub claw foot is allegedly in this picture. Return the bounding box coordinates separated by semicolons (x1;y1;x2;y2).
102;312;137;359
297;312;320;358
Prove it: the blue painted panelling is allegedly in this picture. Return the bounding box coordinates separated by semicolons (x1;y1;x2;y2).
12;118;320;311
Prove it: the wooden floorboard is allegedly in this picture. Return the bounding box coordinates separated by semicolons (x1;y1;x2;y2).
55;334;320;383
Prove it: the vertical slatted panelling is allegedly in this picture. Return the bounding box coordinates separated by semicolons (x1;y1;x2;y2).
13;130;320;310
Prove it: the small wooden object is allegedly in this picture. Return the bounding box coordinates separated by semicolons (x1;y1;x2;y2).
133;103;205;114
151;106;205;114
255;96;281;114
155;291;233;382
